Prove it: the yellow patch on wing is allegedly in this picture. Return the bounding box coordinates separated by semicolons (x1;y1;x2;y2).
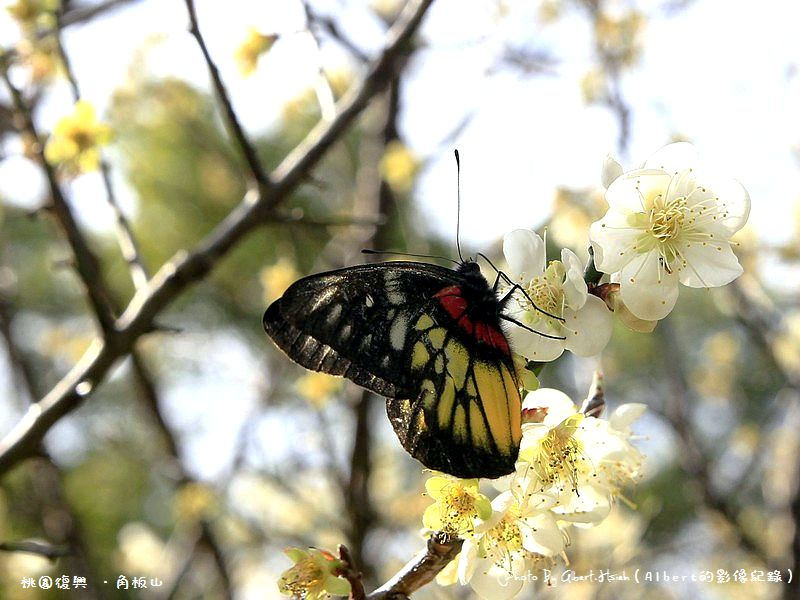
465;377;476;397
428;327;446;350
412;341;429;371
437;377;456;429
444;339;469;390
474;361;512;454
415;314;434;331
469;400;490;449
453;404;468;443
499;363;522;447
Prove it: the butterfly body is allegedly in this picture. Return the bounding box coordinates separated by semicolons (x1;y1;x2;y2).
263;260;522;479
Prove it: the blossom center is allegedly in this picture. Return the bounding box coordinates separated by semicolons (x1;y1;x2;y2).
485;512;524;558
279;558;324;597
440;484;480;532
532;415;585;494
648;198;687;243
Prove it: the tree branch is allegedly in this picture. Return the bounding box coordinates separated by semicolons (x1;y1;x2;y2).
53;7;150;291
368;533;463;600
1;70;117;334
0;0;435;480
184;0;271;189
0;540;69;560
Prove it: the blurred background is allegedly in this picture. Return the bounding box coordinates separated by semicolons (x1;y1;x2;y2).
0;0;798;598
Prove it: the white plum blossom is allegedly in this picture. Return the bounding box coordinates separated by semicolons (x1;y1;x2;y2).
457;490;562;599
502;229;613;362
513;388;645;526
590;142;750;321
429;384;648;600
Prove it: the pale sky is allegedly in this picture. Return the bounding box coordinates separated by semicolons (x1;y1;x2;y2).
1;0;798;248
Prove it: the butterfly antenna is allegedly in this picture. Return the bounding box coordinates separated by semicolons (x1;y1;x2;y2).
454;149;465;263
361;249;460;266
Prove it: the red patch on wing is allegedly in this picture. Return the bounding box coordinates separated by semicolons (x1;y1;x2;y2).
435;286;510;355
435;286;467;320
458;315;474;334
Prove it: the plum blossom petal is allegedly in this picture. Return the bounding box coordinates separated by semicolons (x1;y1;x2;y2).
502;230;613;361
519;511;563;556
563;295;614;357
468;559;525;600
643;141;698;173
609;403;647;431
589;207;642;273
521;388;577;425
601;154;623;188
503;229;545;281
508;322;565;362
678;241;743;288
619;250;680;320
561;248;588;309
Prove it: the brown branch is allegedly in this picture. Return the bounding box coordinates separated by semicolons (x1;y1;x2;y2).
5;40;233;593
0;294;105;599
59;0;142;29
0;0;435;488
368;533;463;600
1;70;117;334
184;0;271;189
0;540;69;560
305;4;370;64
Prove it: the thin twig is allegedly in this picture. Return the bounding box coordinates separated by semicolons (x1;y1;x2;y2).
184;0;271;189
59;0;142;29
301;1;337;121
1;70;117;334
305;4;370;64
0;293;105;599
53;8;150;291
0;0;435;476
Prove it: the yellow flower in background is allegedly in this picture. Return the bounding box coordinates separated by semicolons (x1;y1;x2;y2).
422;475;492;535
278;548;350;600
296;372;341;408
380;140;420;194
594;10;644;66
174;482;218;522
45;101;112;174
17;36;61;82
235;28;278;77
260;258;298;303
6;0;57;28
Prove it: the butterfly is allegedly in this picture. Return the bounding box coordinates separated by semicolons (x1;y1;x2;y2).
263;152;561;479
264;258;525;478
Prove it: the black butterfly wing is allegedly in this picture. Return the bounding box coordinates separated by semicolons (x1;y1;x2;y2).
263;262;460;398
263;261;521;479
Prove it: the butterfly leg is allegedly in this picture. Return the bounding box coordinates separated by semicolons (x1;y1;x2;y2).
499;314;566;340
499;283;565;323
477;252;565;323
